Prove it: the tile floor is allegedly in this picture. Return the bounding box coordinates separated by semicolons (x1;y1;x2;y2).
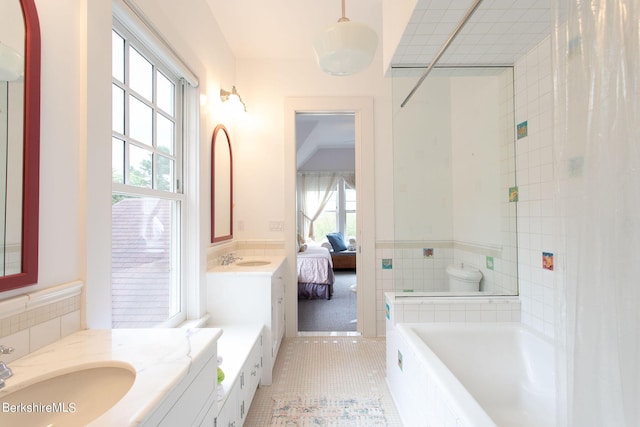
244;335;403;426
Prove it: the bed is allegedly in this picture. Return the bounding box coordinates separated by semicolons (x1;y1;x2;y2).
297;245;335;300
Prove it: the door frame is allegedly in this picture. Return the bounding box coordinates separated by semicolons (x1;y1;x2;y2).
284;97;376;337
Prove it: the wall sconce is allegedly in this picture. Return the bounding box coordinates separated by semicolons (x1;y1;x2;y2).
220;86;247;113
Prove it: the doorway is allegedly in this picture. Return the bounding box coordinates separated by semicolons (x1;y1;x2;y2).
284;97;376;337
295;113;357;333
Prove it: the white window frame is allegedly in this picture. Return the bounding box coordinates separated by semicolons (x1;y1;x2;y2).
111;20;187;327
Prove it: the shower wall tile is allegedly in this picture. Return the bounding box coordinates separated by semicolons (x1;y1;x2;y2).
515;35;555;339
384;293;521;331
378;40;553;338
375;238;521;335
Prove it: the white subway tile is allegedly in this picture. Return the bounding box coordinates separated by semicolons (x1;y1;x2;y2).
0;330;29;362
61;310;81;337
30;318;61;352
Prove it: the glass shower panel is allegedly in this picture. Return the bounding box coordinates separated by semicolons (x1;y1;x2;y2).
392;67;518;297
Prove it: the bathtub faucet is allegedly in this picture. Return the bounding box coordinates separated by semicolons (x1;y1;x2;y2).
0;345;14;389
220;253;243;266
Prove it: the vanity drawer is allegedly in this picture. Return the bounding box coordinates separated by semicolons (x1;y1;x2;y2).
158;355;218;427
241;335;263;404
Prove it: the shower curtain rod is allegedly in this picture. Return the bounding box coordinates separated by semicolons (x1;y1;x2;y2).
400;0;484;108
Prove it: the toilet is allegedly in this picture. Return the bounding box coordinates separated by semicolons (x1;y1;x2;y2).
446;263;482;292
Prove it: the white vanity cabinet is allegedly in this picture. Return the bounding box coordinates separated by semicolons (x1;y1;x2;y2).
154;353;219;427
205;325;264;427
206;257;286;385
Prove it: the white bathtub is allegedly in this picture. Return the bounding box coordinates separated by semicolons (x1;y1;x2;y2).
387;323;556;427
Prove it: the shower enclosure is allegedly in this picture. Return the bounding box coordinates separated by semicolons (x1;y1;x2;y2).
392;66;518;296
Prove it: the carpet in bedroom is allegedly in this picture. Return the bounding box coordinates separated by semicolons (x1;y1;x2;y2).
298;271;357;332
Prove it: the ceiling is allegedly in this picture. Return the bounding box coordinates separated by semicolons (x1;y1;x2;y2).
204;0;382;61
205;0;552;168
394;0;551;68
205;0;551;67
295;113;355;171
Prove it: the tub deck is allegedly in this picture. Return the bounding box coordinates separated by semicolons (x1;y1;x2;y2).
388;323;556;427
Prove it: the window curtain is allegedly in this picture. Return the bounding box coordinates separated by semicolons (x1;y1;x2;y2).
298;173;338;241
343;173;356;190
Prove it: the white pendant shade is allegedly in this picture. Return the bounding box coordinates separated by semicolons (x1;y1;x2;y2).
314;20;378;76
0;42;24;82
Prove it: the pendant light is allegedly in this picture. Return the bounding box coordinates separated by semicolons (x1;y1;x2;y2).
313;0;378;76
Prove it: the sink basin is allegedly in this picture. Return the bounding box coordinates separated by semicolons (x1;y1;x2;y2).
236;260;271;267
1;363;135;426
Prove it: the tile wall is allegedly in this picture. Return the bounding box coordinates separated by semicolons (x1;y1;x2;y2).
0;281;83;362
385;293;521;332
514;36;556;338
376;36;555;338
376;246;521;335
384;243;514;294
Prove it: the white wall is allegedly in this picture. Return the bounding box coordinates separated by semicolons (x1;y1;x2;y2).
233;46;392;337
381;0;417;73
0;0;238;329
0;0;83;302
233;57;392;242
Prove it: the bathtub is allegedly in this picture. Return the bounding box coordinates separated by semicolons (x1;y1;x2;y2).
386;323;556;427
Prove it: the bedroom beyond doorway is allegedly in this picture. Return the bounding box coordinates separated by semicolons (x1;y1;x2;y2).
298;271;357;332
295;112;357;334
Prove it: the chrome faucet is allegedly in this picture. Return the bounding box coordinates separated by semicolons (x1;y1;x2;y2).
0;345;14;389
220;253;243;266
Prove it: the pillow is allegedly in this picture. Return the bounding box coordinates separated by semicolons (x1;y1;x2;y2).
326;232;348;252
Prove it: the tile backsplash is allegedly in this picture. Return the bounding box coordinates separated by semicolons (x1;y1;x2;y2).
0;281;82;362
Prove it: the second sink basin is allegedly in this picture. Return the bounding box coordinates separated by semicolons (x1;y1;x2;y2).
1;363;135;426
236;260;271;267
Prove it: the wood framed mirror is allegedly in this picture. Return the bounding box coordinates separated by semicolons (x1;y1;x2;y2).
0;0;40;292
211;124;233;243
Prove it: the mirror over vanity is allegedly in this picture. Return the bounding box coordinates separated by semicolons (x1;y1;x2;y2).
211;124;233;243
0;0;40;291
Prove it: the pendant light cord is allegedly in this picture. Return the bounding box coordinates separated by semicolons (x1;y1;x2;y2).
338;0;349;22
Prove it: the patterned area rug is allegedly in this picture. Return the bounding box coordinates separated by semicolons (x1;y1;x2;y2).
271;396;387;426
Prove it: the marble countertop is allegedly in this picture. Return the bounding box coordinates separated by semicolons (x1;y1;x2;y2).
0;327;222;426
207;255;285;275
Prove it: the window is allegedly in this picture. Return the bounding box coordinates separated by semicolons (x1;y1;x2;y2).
111;26;184;328
312;178;356;243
